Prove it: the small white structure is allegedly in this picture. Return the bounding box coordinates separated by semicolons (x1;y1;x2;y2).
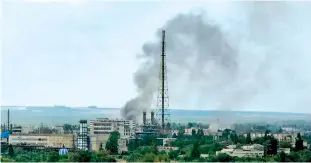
216;144;264;158
278;148;291;154
227;145;237;149
200;154;209;158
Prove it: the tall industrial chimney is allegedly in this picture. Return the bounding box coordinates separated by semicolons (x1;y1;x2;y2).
151;111;155;125
143;111;146;125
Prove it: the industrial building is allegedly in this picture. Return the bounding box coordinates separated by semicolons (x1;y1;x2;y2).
135;111;159;136
90;134;109;151
77;120;89;150
89;118;135;136
9;134;74;148
89;118;135;151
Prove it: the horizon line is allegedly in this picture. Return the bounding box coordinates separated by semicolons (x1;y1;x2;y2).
1;105;310;115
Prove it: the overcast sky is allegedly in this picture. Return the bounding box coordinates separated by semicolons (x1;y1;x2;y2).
1;0;311;113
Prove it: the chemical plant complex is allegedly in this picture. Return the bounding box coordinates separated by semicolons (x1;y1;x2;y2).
0;30;176;153
1;30;310;160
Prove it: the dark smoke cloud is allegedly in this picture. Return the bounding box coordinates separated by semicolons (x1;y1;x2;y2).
121;13;238;120
121;2;311;120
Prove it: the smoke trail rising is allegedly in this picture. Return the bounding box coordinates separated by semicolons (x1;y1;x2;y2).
121;1;311;120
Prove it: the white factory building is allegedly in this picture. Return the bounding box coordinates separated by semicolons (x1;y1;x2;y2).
89;118;136;152
89;118;135;137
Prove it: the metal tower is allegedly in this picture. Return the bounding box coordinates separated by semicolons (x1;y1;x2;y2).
156;30;170;134
8;109;10;132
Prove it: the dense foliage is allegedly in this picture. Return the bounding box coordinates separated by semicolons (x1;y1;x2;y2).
1;148;117;162
105;131;120;154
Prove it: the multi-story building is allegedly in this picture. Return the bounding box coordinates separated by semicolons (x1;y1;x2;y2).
47;134;74;148
90;118;135;137
9;135;48;146
9;134;74;148
77;120;88;150
89;118;135;151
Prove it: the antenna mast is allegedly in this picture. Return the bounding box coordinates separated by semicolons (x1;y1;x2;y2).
157;30;170;134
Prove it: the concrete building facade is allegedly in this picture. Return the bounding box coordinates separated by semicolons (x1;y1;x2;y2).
9;134;74;148
89;118;135;152
90;118;135;136
90;134;110;151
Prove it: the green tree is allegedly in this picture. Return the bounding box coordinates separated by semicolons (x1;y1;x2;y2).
271;137;278;155
58;154;69;162
295;133;304;151
253;137;265;145
141;153;156;162
230;131;238;144
279;141;292;148
77;150;92;162
191;129;196;137
190;140;200;159
188;122;194;128
237;135;247;144
178;129;185;138
214;153;232;162
99;142;103;151
68;153;80;162
15;154;31;162
47;151;59;162
151;139;158;155
128;137;141;152
265;137;278;156
264;130;270;140
63;124;75;133
287;151;301;162
168;150;179;160
172;133;178;138
8;144;14;157
280;151;286;162
128;139;136;152
92;150;116;162
105;131;120;154
222;129;231;140
246;132;252;144
197;129;204;139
